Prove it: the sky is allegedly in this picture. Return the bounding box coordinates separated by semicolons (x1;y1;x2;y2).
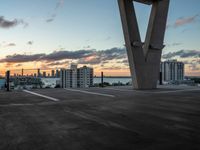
0;0;200;76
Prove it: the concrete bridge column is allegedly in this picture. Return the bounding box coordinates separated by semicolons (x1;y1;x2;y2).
118;0;170;89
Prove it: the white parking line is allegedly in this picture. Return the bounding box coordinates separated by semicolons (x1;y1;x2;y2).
64;88;115;98
0;103;34;107
104;87;153;94
150;88;200;94
105;87;137;92
105;87;200;94
23;90;60;102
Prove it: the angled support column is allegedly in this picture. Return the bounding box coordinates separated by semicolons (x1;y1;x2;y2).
118;0;170;89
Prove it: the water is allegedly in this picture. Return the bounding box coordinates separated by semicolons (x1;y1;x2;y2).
94;77;131;84
41;77;132;87
0;77;131;90
0;79;5;89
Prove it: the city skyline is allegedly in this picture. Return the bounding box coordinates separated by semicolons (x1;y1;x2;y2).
0;0;200;76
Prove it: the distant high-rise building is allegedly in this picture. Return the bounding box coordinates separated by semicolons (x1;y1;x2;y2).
60;64;77;88
37;69;41;77
160;60;184;82
51;70;55;77
43;72;46;78
22;69;24;76
70;64;77;88
56;70;60;78
60;69;71;88
60;65;93;88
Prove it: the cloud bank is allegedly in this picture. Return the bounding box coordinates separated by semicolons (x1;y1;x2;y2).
0;47;127;65
174;15;199;28
0;48;199;75
46;0;64;23
162;50;200;59
27;41;34;45
162;50;200;72
167;14;200;29
0;16;28;29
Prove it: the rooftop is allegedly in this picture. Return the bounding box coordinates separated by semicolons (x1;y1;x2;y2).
0;85;200;150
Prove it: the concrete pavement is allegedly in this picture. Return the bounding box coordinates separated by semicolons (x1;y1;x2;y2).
0;86;200;150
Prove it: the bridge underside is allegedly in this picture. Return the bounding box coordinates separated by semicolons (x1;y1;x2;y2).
118;0;170;89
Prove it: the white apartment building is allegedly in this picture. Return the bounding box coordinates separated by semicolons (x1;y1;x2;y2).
71;64;77;88
160;60;184;82
60;65;93;88
60;69;71;88
77;66;93;88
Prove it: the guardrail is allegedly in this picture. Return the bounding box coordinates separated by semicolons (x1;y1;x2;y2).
2;69;61;91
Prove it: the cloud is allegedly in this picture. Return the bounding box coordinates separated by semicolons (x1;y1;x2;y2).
171;43;182;46
6;43;16;47
0;47;127;65
47;61;69;66
0;54;45;63
0;16;28;29
46;14;57;22
83;45;91;49
46;0;64;23
162;50;200;59
15;64;22;67
166;43;182;48
166;14;200;30
162;50;200;74
55;0;64;10
102;66;129;70
27;41;33;45
98;47;127;62
0;16;18;28
117;59;129;65
46;18;54;23
77;47;127;65
78;56;101;65
189;64;200;71
43;50;94;61
20;20;29;28
174;15;199;28
0;50;92;63
0;42;16;48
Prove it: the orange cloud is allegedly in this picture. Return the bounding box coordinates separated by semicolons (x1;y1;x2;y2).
174;15;199;27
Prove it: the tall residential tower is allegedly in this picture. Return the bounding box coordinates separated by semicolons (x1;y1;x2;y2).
60;65;93;88
160;60;184;82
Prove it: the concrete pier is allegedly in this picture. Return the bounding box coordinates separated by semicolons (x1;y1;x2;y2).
118;0;170;89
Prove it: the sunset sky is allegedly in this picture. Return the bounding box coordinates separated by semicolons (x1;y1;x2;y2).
0;0;200;76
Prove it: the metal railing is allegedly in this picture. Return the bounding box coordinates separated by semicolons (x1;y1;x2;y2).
1;69;61;91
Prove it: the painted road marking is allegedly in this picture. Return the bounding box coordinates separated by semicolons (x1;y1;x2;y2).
105;87;200;94
104;87;152;94
23;90;60;102
105;87;136;92
149;88;200;94
64;88;115;98
0;103;34;107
